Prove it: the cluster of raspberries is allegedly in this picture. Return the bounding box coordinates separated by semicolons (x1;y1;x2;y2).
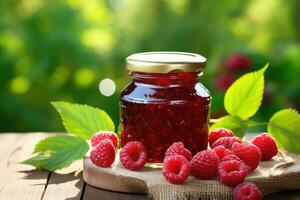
90;131;148;171
89;128;278;200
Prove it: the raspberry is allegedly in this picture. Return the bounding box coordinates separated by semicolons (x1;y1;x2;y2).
234;183;262;200
221;154;243;163
209;128;234;148
165;142;192;161
191;150;219;179
215;75;235;91
218;160;248;186
227;53;252;71
214;146;233;160
212;136;242;150
91;131;118;148
252;133;278;161
163;155;191;184
120;141;147;171
90;139;116;167
232;142;261;172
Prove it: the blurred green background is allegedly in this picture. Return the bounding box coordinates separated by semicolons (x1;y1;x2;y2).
1;0;300;132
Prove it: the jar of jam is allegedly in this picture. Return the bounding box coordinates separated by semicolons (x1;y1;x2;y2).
120;52;211;163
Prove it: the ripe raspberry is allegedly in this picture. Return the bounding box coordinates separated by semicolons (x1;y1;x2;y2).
90;139;116;167
165;142;192;161
120;141;147;171
163;155;191;184
221;154;243;163
232;142;261;172
252;133;278;161
214;75;235;91
209;128;234;148
191;150;219;179
212;136;242;150
214;146;233;160
227;53;252;71
91;131;118;148
234;183;262;200
218;160;248;186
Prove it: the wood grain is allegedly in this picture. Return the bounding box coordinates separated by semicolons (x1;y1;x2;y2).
0;133;49;200
43;172;84;200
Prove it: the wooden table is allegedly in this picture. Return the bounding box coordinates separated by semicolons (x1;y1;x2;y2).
1;133;300;200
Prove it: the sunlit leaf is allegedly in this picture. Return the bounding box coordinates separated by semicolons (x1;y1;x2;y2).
268;109;300;153
224;64;268;119
52;101;115;140
23;135;89;171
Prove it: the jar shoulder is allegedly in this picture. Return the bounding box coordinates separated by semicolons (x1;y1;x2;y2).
120;82;210;103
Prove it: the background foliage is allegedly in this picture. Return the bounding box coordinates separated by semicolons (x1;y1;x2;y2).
0;0;299;132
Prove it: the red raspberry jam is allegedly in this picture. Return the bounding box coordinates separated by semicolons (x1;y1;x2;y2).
120;52;211;163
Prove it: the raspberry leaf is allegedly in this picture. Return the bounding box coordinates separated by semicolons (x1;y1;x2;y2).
268;109;300;153
210;115;247;138
117;123;122;148
22;135;89;171
52;101;115;140
224;64;268;119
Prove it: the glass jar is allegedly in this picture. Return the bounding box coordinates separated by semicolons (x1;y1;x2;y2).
120;52;211;163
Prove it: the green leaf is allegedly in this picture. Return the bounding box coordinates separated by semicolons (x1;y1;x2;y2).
268;109;300;153
224;64;268;119
117;123;122;147
210;115;248;138
247;120;267;127
23;135;89;171
52;101;115;140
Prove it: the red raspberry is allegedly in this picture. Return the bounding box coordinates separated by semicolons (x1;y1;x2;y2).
91;131;118;148
252;133;278;161
214;74;235;91
218;160;249;186
165;142;192;161
214;146;233;160
227;53;252;71
90;139;116;167
232;142;261;172
212;136;242;150
209;128;234;148
163;155;191;184
234;183;262;200
191;150;219;179
120;141;148;171
221;154;243;163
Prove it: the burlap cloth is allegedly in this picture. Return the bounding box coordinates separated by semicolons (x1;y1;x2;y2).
83;152;300;200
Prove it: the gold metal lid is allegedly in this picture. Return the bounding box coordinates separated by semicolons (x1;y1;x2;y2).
126;51;206;73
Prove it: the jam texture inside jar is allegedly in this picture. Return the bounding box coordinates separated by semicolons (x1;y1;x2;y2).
120;52;211;163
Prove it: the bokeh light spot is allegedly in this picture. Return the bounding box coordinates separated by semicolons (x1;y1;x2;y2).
0;32;23;54
81;29;115;53
74;68;95;88
10;76;30;94
49;65;70;89
99;78;116;97
166;0;188;15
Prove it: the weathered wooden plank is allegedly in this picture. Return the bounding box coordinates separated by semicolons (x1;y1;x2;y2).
0;133;19;158
43;172;84;200
0;133;50;200
83;184;147;200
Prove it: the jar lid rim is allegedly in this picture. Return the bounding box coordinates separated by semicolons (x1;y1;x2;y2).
126;51;206;73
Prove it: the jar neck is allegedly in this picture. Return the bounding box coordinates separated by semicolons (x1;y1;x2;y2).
129;72;201;86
